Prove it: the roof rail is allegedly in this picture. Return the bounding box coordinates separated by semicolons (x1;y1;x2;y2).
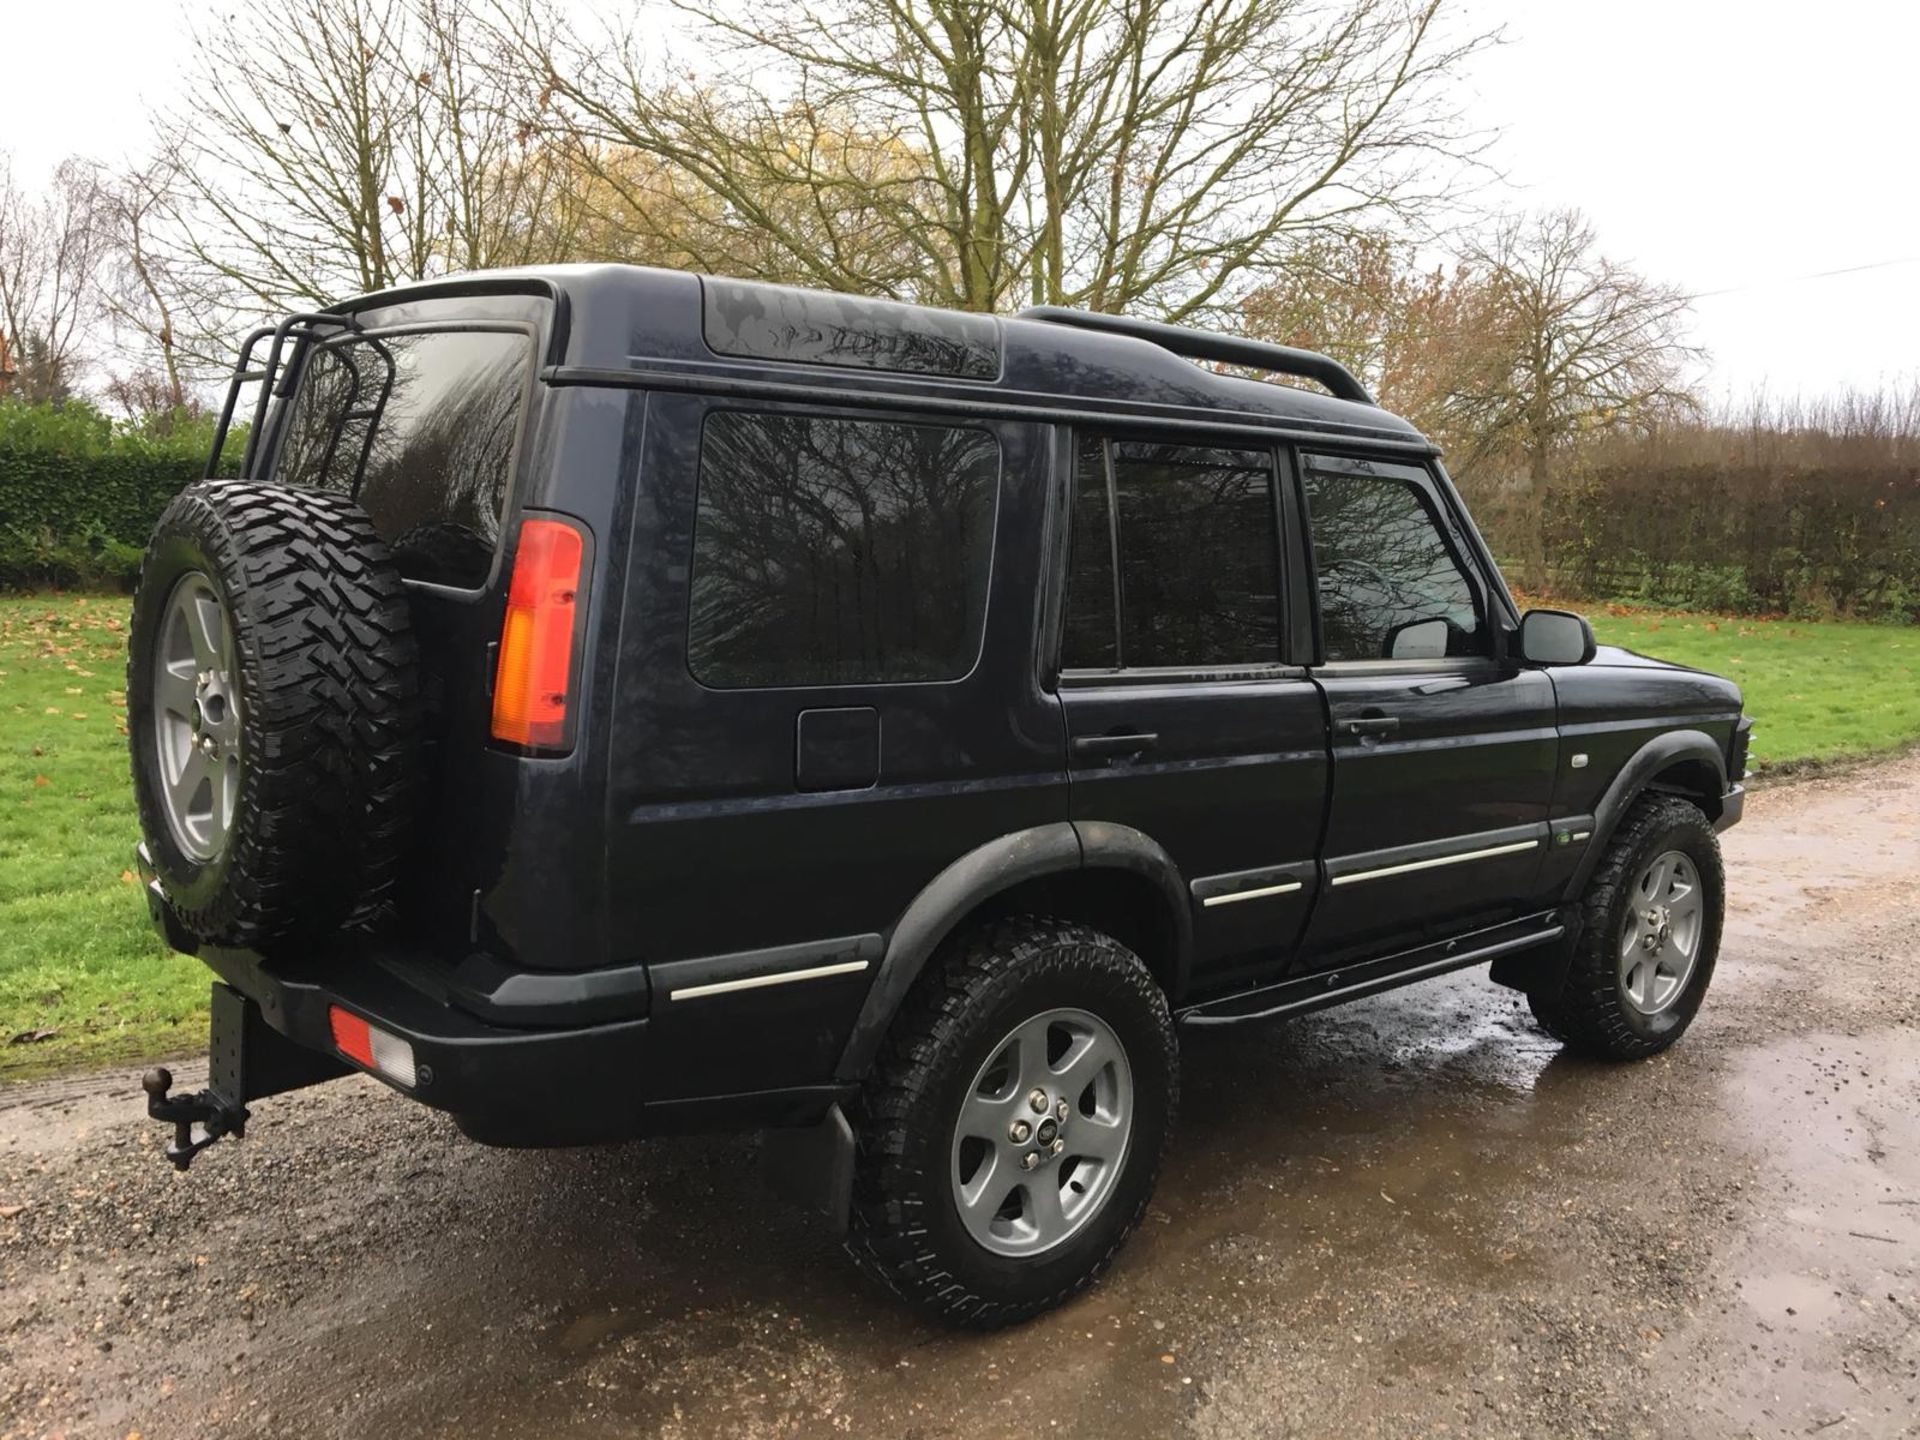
1015;305;1374;406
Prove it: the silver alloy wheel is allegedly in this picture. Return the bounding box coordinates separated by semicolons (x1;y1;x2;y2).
151;572;242;862
949;1007;1133;1258
1618;848;1704;1015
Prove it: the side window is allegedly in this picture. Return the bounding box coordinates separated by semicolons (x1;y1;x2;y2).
1062;436;1283;670
687;410;1001;688
1301;459;1487;663
275;329;531;589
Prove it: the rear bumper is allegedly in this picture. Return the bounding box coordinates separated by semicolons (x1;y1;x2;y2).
196;942;657;1140
137;851;852;1146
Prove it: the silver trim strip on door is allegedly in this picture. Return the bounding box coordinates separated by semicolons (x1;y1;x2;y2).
669;959;872;1002
1329;838;1540;888
1201;880;1305;908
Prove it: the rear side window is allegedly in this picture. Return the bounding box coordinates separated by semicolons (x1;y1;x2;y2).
274;329;532;588
1061;436;1283;669
687;411;1001;688
1301;460;1487;662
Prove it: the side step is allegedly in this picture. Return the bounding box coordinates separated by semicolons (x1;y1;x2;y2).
1177;913;1566;1028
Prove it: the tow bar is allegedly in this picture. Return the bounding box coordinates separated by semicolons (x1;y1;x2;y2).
140;981;348;1172
143;1067;248;1172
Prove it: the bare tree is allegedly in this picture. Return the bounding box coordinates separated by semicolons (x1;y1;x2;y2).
1239;230;1488;436
513;0;1495;316
94;157;197;414
0;155;111;401
158;0;585;318
1447;209;1700;486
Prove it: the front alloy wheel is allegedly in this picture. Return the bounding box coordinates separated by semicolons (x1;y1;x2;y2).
1617;849;1704;1016
1528;793;1725;1059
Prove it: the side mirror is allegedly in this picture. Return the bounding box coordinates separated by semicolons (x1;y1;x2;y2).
1385;616;1450;661
1520;608;1596;666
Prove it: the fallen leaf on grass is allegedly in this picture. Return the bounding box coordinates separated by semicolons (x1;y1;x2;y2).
33;775;49;788
6;1028;60;1046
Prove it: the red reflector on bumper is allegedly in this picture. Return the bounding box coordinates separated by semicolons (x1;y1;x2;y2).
328;1006;418;1088
329;1006;373;1066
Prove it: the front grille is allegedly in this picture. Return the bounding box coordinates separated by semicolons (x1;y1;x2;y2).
1728;719;1753;782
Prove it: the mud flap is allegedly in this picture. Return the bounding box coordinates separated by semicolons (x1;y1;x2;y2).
1488;913;1582;996
759;1102;855;1235
143;983;349;1171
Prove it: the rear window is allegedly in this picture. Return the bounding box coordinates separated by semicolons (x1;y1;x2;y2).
687;410;1001;688
274;328;532;588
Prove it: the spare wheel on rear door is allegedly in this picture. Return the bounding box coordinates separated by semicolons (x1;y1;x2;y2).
126;480;421;950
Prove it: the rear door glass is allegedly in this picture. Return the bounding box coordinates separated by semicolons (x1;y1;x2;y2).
275;329;532;588
1061;435;1284;670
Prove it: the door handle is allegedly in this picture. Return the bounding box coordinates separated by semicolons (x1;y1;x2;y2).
1343;716;1401;737
1071;731;1159;760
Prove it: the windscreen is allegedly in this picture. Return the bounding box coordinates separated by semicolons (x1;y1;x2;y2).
274;328;532;588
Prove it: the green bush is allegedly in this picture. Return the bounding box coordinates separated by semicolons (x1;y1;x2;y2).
0;399;245;591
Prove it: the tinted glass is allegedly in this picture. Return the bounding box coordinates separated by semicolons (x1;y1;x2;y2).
1303;466;1486;661
703;278;1000;379
1062;437;1281;669
275;329;530;587
1060;433;1118;667
688;411;1000;687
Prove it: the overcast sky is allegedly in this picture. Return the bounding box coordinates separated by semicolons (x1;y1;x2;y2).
5;0;1915;400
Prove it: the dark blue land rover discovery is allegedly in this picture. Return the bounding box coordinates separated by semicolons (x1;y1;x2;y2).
125;266;1748;1326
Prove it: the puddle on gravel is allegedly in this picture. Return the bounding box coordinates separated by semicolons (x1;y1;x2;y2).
1683;1028;1920;1438
17;761;1920;1439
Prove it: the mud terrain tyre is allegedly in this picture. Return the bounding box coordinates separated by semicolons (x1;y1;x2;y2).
1529;794;1724;1060
126;481;420;949
846;917;1178;1328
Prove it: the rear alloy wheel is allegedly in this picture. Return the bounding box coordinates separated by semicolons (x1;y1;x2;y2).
950;1007;1135;1258
847;917;1177;1328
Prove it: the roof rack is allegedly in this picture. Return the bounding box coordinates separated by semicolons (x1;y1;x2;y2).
1016;305;1374;406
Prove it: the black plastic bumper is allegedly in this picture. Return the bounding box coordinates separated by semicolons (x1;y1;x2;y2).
136;850;852;1148
197;942;654;1137
1714;784;1745;832
180;945;853;1146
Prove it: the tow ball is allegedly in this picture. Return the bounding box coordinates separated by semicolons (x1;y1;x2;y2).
142;1067;249;1172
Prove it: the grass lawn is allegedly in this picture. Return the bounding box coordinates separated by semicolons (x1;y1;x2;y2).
0;594;207;1079
1584;608;1920;771
0;591;1915;1080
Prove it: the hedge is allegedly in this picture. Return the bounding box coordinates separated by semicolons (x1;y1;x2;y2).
1;450;216;590
0;399;243;591
1536;462;1920;622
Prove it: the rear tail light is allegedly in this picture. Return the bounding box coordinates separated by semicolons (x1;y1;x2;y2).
491;516;586;751
329;1006;418;1088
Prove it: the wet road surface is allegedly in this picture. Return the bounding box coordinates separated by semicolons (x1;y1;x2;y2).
3;757;1918;1438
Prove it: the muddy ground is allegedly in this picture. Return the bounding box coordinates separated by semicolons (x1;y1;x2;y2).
3;758;1918;1439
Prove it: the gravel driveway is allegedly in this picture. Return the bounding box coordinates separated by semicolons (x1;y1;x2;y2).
4;757;1918;1439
